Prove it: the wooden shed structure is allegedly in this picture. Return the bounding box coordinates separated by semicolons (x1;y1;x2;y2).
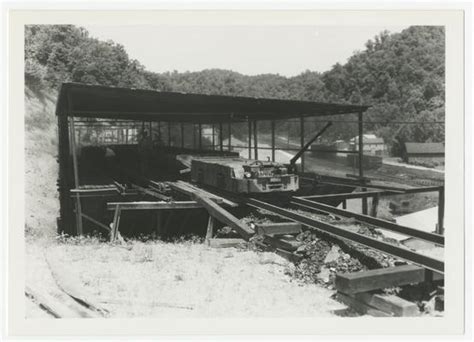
55;83;369;235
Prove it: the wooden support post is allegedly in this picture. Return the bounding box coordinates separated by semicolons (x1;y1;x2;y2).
271;120;276;162
370;193;379;217
228;122;232;151
158;121;162;143
437;186;444;235
358;111;368;215
248;119;252;159
253;120;258;160
167;122;172;147
300;116;305;172
181;123;185;148
110;204;122;242
205;215;215;241
193;123;196;149
68;116;83;236
211;124;215;150
198;123;202;150
125;128;129;144
342;199;347;209
193;193;254;240
219;123;223;152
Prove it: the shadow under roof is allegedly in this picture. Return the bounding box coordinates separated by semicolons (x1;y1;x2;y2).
56;83;369;123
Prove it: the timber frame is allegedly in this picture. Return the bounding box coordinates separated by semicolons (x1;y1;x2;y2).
56;82;375;236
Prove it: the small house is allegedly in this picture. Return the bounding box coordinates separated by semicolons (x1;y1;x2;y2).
349;134;386;156
403;142;445;164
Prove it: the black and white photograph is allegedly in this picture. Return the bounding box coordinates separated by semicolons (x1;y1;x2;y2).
2;4;470;339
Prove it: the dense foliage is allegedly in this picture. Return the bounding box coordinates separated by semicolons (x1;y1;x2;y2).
25;25;445;154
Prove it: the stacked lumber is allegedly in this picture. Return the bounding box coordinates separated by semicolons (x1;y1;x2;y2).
256;222;303;262
334;265;434;317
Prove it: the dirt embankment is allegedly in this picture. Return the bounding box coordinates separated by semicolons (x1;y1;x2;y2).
25;86;59;241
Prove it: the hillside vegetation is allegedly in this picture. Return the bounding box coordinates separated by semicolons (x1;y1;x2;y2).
25;25;445;150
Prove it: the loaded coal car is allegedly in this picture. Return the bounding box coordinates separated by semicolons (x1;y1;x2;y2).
190;157;299;194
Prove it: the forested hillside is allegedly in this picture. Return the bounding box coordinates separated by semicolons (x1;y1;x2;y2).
25;25;445;153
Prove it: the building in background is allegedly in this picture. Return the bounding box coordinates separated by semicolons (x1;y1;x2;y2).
349;134;386;156
402;142;445;165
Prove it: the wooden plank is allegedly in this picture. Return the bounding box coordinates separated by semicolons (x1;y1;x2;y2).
80;213;111;232
300;190;390;201
208;238;246;248
193;193;254;240
256;222;302;236
132;184;171;201
205;215;215;241
175;180;239;207
335;265;429;294
68;116;83;235
45;251;109;317
107;201;202;211
336;292;392;317
25;286;85;318
263;235;302;252
353;292;420;317
275;248;303;263
110;204;121;242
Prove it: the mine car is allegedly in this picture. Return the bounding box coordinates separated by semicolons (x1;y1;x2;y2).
190;157;299;194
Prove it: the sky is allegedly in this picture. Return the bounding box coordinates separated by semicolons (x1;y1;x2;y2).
84;25;409;77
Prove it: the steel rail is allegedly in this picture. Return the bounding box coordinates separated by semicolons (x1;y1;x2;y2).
292;197;444;246
245;198;444;273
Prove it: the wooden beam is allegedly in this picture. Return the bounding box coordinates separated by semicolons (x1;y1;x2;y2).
212;124;215;150
198;123;202;150
228;122;232;151
167;181;238;207
45;251;109;316
370;193;379;217
68;116;83;235
167;121;171;146
263;234;302;252
208;238;246;248
25;286;88;318
248;119;252;159
275;248;303;263
353;292;420;317
437;186;444;235
300;116;305;172
205;215;215;241
253;120;258;160
180;123;185;148
256;222;302;236
336;292;391;317
358;111;368;215
193;193;254;240
219;122;223;152
300;190;391;201
271;120;276;162
107;201;202;211
335;265;443;294
80;213;111;232
110;204;121;242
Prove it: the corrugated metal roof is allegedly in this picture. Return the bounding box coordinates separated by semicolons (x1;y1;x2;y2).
55;83;369;123
405;142;445;154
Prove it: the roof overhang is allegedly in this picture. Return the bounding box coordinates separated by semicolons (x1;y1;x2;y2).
56;83;369;124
